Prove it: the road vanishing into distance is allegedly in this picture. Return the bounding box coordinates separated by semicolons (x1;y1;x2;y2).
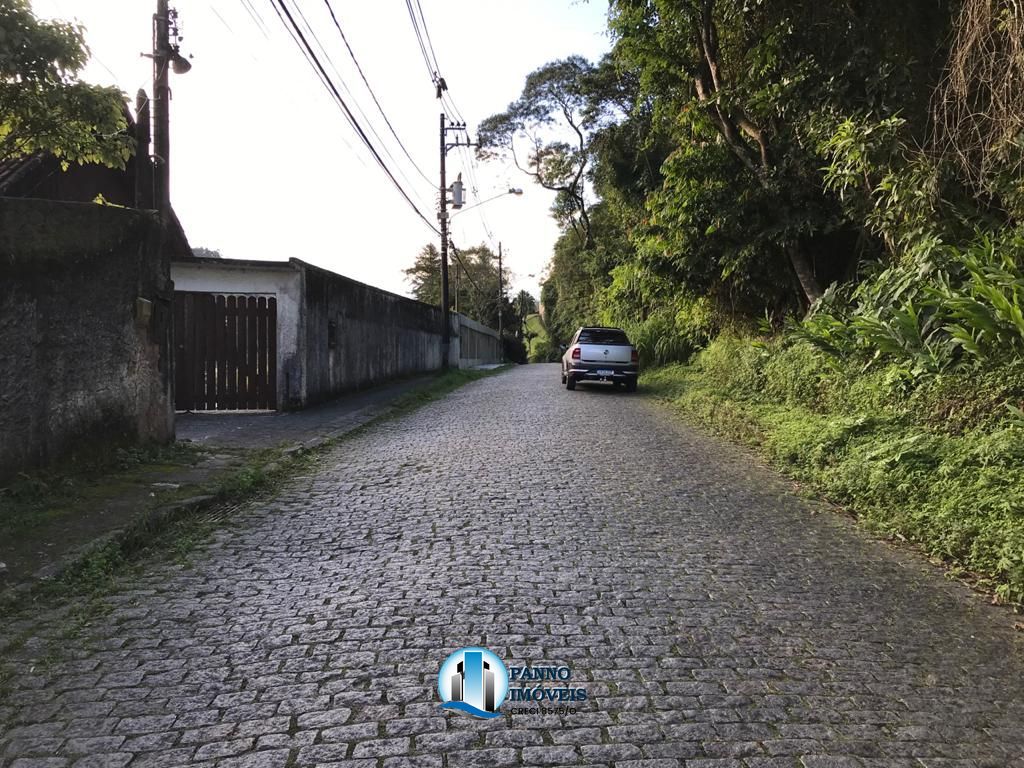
3;363;1024;768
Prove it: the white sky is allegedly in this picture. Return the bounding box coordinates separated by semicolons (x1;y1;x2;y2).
30;0;611;302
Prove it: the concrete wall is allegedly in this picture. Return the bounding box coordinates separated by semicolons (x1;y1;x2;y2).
170;256;503;410
170;258;303;408
299;260;445;406
0;197;174;480
452;313;501;369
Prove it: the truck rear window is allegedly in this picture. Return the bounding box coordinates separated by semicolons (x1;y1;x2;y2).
578;328;630;345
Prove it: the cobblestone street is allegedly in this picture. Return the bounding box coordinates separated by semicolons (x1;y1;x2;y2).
3;363;1023;768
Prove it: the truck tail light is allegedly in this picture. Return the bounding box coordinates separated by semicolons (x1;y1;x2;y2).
631;349;639;363
571;347;581;360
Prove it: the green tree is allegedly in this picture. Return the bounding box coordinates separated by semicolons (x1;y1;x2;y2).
404;242;514;330
404;244;444;307
608;0;955;307
478;56;613;246
0;1;131;167
511;290;537;340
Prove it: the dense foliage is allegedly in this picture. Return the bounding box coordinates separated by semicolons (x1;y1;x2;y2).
645;337;1024;604
0;0;131;167
481;0;1024;372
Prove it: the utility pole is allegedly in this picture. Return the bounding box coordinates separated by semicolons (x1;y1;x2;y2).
438;114;471;368
149;0;190;219
152;0;170;218
497;242;503;343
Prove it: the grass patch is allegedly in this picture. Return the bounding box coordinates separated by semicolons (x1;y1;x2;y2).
0;442;205;541
524;313;555;362
643;341;1024;607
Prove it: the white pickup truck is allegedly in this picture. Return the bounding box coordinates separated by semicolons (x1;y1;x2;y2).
561;326;639;392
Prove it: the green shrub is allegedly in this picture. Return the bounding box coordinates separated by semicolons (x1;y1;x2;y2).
645;338;1024;606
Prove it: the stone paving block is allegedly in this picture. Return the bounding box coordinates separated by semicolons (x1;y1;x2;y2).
350;737;410;759
2;365;1024;768
446;748;519;768
126;748;197;768
68;756;132;768
214;749;293;768
521;745;583;765
381;757;444;768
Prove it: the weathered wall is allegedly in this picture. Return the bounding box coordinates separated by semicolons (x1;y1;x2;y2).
170;259;303;409
453;314;501;369
299;260;445;406
0;198;174;480
169;256;503;411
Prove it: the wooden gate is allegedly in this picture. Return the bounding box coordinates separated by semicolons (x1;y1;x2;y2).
173;292;277;411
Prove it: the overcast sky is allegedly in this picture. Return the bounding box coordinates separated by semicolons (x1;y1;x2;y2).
30;0;611;302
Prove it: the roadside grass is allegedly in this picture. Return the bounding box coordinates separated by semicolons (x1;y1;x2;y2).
642;338;1024;609
525;313;552;361
0;365;507;675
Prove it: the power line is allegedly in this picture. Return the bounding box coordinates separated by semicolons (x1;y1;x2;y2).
238;0;271;38
448;241;486;299
207;3;262;64
412;0;441;74
403;0;436;82
287;0;432;208
269;0;439;235
321;0;435;187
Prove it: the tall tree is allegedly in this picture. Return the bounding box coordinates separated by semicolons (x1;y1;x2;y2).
478;56;610;247
609;0;954;306
404;242;513;330
0;1;131;167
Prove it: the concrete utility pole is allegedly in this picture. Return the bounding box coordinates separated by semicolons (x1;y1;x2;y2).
152;0;170;217
438;114;472;368
497;242;503;342
439;114;451;366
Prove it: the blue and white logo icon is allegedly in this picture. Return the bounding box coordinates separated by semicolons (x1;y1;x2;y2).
438;646;509;719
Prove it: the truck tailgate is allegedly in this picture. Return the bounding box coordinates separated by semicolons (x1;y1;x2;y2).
578;344;632;364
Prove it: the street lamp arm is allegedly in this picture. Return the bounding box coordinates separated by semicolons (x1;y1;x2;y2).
449;188;523;219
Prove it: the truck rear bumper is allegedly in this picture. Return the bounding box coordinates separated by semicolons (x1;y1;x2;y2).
568;364;638;382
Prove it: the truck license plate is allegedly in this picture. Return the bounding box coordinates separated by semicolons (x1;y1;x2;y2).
597;369;614;376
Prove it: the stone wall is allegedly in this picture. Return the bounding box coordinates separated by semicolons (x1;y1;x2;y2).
0;198;174;479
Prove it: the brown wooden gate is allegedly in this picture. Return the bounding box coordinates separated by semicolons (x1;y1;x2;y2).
173;292;277;411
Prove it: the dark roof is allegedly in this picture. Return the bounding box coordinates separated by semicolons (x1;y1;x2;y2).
0;154;47;192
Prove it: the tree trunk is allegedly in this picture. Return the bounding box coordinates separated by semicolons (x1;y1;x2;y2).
787;243;823;306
